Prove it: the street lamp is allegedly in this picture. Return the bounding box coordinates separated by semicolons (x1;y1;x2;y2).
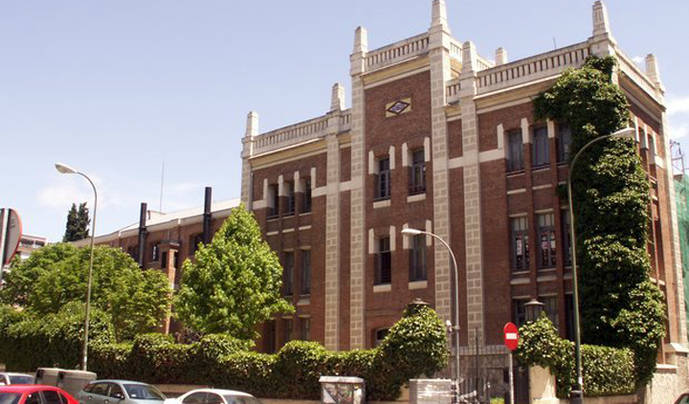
566;127;635;404
401;228;460;395
55;162;97;371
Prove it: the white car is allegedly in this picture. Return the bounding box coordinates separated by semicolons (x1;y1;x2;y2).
164;389;261;404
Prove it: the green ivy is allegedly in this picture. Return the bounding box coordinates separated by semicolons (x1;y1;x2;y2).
516;315;636;398
533;55;666;385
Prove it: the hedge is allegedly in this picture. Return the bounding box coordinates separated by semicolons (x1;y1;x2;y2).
0;304;448;401
515;315;636;398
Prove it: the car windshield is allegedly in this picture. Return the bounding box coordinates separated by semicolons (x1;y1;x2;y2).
0;393;21;404
222;396;261;404
8;375;33;385
123;384;165;400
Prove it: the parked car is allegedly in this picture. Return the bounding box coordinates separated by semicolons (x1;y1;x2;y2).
0;385;79;404
164;389;261;404
675;392;689;404
76;381;165;404
0;374;34;386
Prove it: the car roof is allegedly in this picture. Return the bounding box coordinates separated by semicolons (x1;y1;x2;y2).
0;373;33;377
184;389;252;397
88;380;150;385
0;385;63;393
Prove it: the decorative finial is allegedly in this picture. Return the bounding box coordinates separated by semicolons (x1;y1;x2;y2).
592;1;611;37
330;83;345;112
645;54;662;89
353;26;368;54
462;41;477;74
431;0;449;32
495;47;508;66
245;111;259;138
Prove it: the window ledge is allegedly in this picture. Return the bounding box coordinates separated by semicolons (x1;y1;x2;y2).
408;280;427;290
511;270;530;276
537;267;557;273
373;199;391;209
297;296;310;306
510;278;530;285
299;211;312;216
407;193;426;203
537;274;557;283
532;165;550;172
506;170;525;177
373;284;392;293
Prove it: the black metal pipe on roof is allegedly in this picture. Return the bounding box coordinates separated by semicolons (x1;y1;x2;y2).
203;187;212;244
137;202;147;267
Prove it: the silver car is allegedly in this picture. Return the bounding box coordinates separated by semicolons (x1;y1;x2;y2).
0;373;34;385
77;380;166;404
164;389;261;404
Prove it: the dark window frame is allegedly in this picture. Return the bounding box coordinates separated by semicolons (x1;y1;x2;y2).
375;236;392;285
511;216;529;271
532;126;550;167
300;249;311;295
557;124;572;163
375;157;391;200
561;210;572;267
285;181;295;216
409;149;426;195
409;234;427;281
536;213;556;269
507;130;524;172
268;184;279;218
283;251;294;296
302;178;312;213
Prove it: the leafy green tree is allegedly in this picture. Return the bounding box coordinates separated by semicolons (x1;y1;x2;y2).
534;56;666;384
1;243;171;341
63;202;90;242
174;204;293;339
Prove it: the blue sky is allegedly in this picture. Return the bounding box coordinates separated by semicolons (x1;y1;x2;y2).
2;1;688;242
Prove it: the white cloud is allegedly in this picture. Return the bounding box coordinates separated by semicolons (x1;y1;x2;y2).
667;96;689;117
669;122;689;140
38;179;93;209
632;55;644;65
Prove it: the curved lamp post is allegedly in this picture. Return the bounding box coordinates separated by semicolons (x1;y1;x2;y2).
567;127;635;404
55;162;97;371
401;228;460;396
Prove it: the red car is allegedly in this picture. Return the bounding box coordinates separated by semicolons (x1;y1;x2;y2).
0;385;78;404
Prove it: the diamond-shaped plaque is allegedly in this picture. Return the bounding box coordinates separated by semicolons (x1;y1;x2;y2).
385;97;412;117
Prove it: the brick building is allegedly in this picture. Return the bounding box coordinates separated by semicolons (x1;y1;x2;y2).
239;0;689;378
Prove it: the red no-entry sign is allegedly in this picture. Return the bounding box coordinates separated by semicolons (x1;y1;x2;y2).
503;322;519;351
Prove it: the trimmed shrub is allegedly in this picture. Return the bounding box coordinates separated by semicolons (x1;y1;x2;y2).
516;315;636;398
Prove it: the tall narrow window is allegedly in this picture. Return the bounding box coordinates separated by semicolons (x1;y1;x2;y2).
561;210;572;266
409;149;426;195
511;216;529;271
299;317;310;340
375;236;392;285
151;243;160;261
375;157;391;200
557;124;572;163
268;184;279;218
532;126;549;167
300;250;311;295
507;130;523;172
374;328;389;347
409;234;427;281
285;181;295;215
283;252;294;296
302;178;312;213
282;318;292;346
513;299;527;326
542;296;559;328
537;213;556;268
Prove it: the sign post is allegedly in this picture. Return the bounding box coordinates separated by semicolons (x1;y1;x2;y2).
503;322;519;404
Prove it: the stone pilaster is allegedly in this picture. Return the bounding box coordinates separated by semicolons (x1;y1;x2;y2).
589;1;617;57
459;40;484;344
429;0;453;327
349;26;367;349
324;129;341;349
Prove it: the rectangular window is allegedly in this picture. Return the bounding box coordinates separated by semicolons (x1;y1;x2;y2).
300;250;311;295
511;216;529;271
557;124;572;163
648;134;656;158
268;184;279;218
542;296;559;328
161;251;168;268
302;178;312;213
537;213;556;268
513;299;527;327
283;252;294;296
561;210;572;266
300;317;310;340
409;234;427;281
375;237;392;285
507;130;524;172
374;328;389;347
409;149;426;195
151;243;160;261
375;157;391;200
189;233;204;256
286;181;295;215
532;126;549;167
282;318;292;346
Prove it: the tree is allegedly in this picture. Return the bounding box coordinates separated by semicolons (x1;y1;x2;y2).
533;56;666;384
0;243;171;341
174;204;293;339
63;202;90;241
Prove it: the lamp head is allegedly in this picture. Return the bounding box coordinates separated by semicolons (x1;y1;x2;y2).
401;228;423;236
55;163;77;174
610;127;635;140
